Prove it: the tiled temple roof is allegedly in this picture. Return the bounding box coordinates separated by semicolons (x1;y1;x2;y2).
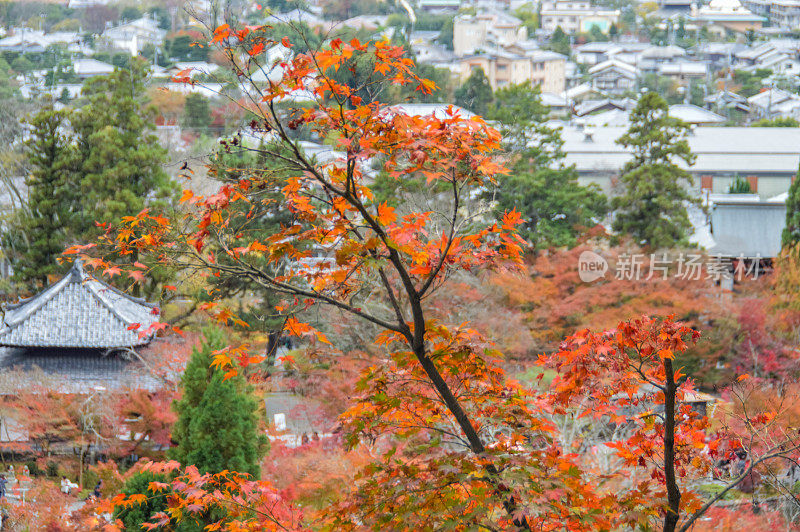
0;260;160;349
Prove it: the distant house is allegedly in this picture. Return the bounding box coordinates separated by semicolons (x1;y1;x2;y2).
658;61;708;84
264;391;332;447
270;9;327;28
72;58;115;79
453;10;527;57
167;61;221;78
637;45;688;71
337;14;390;31
747;88;800;119
68;0;111;6
386;103;476;120
458;48;532;90
510;46;568;93
0;29;86;54
764;0;800;29
418;0;462;10
101;14;166;56
540;0;621;33
704;90;750;113
668;104;727;125
574;97;634;116
412;40;459;73
19;83;83;100
562;81;605;103
559;125;800;198
695;42;747;68
574;42;622;66
756;54;800;75
689;0;765;33
588;59;638;94
579;107;631;126
541;92;570;114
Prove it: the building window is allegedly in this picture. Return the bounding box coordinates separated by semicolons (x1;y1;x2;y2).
701;175;713;191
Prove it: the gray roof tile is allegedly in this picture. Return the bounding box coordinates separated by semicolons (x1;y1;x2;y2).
0;260;160;349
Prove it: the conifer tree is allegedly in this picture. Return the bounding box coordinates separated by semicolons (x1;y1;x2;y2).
183;93;211;134
169;328;268;478
486;83;607;248
548;26;571;56
454;67;493;116
782;165;800;248
612;92;697;248
3;97;78;287
69;58;175;238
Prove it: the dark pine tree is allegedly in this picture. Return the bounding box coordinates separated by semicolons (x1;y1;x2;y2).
454;66;493;116
169;328;268;478
5;97;79;288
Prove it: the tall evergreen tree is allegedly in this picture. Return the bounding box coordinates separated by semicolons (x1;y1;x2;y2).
3;98;78;287
183;93;211;134
70;58;175;238
169;328;268;478
612;92;697;248
547;26;571;56
454;67;493;116
782;165;800;248
486;83;607;248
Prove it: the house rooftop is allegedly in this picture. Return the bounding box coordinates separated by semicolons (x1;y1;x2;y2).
668;104;726;124
0;260;161;349
561;125;800;174
386;103;476;120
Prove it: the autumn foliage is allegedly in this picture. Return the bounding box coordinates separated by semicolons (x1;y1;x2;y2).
61;24;800;532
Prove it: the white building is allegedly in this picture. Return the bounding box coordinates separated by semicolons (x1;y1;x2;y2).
767;0;800;28
0;29;87;54
540;0;621;33
101;14;166;56
587;59;638;94
453;10;527;56
72;58;115;79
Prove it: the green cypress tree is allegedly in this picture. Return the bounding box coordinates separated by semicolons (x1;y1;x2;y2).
169;328;268;478
486;83;607;248
183;93;211;134
612;92;697;248
3;97;79;287
547;27;571;57
782;166;800;248
454;67;493;116
113;471;169;530
69;58;175;239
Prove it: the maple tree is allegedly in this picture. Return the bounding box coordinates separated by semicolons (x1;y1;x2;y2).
69;25;800;531
538;315;800;532
78;25;573;530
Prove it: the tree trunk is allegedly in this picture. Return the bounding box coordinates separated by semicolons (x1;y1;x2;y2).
412;345;531;531
663;357;681;532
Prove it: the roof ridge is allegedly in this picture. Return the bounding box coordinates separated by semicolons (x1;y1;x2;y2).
2;272;73;327
85;281;149;326
0;261;160;349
